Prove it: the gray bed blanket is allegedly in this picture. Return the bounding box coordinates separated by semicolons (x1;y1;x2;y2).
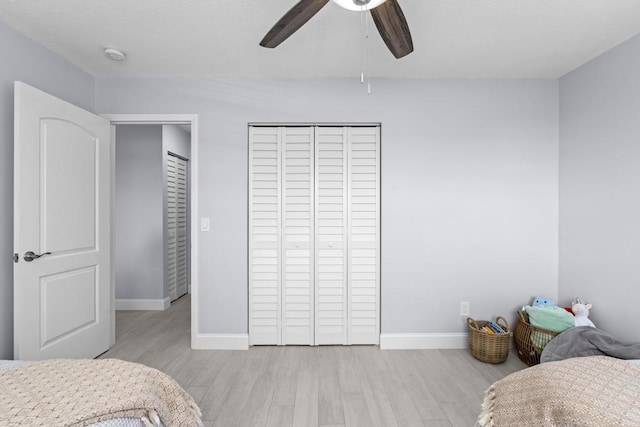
541;326;640;363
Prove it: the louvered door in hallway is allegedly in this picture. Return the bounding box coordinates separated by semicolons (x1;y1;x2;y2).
249;125;380;346
167;153;188;302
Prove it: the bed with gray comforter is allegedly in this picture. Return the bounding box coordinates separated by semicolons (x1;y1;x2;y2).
478;327;640;426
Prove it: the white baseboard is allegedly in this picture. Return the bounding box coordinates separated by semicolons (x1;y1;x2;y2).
192;333;249;350
380;333;468;350
115;297;171;311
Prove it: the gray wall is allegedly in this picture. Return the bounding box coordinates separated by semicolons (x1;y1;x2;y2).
0;20;95;359
115;124;165;300
163;125;190;159
96;78;559;336
18;14;639;353
559;34;640;343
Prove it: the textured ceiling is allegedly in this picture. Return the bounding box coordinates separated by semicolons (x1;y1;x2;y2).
1;0;640;79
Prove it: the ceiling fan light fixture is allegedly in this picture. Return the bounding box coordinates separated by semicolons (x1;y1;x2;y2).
332;0;387;12
103;47;126;61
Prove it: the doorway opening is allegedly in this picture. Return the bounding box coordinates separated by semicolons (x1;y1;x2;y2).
104;114;199;349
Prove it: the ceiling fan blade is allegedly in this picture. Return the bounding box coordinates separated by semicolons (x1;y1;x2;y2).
260;0;330;48
370;0;413;59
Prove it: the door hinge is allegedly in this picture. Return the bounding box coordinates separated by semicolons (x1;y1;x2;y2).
13;253;19;263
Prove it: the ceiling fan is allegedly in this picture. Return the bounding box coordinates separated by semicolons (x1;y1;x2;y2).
260;0;413;59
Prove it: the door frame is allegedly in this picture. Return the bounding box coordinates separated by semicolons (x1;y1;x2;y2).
102;114;199;348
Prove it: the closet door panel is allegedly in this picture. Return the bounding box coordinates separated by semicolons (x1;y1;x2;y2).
282;127;314;345
167;154;189;302
348;127;380;345
166;155;178;302
249;127;281;345
175;156;188;299
315;127;348;345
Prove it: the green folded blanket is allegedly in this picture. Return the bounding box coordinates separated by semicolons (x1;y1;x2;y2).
524;305;575;333
524;305;575;350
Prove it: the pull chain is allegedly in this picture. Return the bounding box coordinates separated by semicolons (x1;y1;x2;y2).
366;9;371;94
360;7;372;94
360;7;365;84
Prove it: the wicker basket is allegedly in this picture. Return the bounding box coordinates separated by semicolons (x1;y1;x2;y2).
467;316;511;364
513;311;560;366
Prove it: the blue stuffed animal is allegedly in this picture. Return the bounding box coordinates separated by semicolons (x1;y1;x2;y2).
532;296;555;307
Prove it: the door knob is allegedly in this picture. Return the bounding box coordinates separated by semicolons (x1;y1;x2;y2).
23;251;51;262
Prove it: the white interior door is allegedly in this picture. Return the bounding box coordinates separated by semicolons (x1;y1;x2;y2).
167;153;188;301
14;81;112;360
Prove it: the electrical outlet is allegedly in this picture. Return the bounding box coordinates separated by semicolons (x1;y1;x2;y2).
460;301;470;316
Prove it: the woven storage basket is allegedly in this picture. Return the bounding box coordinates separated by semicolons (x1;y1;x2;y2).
467;316;510;364
513;311;560;366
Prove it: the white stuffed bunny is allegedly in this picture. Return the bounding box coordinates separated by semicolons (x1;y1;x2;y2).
572;298;595;328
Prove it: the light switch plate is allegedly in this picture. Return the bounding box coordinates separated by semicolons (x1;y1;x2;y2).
200;217;210;232
460;301;470;316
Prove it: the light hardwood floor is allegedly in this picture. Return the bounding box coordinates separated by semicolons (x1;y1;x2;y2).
100;296;525;427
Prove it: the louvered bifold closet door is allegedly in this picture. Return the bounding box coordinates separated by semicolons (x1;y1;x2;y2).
175;156;188;299
314;127;348;345
167;155;178;301
282;128;314;345
249;127;282;345
250;125;380;346
347;127;380;344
